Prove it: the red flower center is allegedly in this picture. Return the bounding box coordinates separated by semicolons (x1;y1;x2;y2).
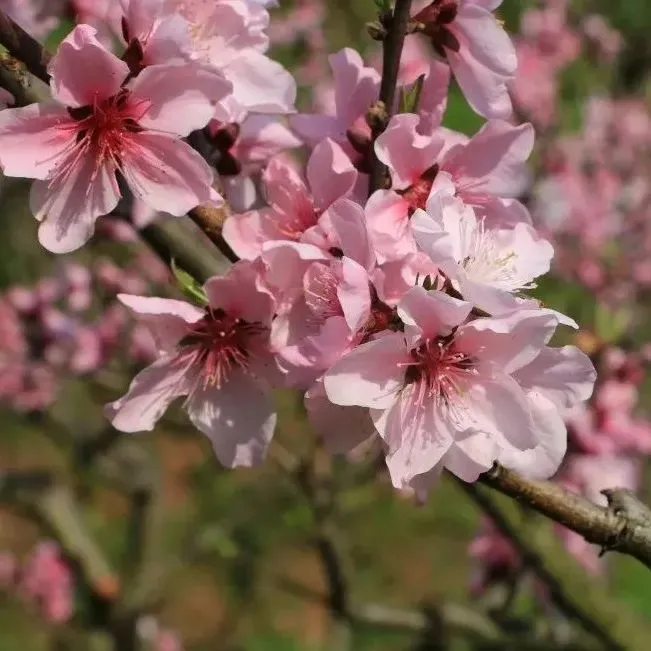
404;336;476;406
178;309;267;388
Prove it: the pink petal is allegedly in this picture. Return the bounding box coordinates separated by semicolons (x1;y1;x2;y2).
398;286;471;339
185;371;275;468
454;4;517;76
143;13;194;64
305;380;375;454
33;158;120;253
324;198;375;270
444;433;498;482
129;62;232;136
224;50;296;114
49;25;128;107
336;257;372;332
262;154;309;214
236;115;302;166
418;60;451;130
307;138;357;210
456;310;559;374
467;0;503;10
498;390;567;479
330;48;380;126
204;260;275;326
365;190;414;263
377;391;453;488
514;346;596;409
106;354;195;432
120;133;216;215
372;252;439;307
118;294;204;352
460;368;537;449
0;103;72;180
447;4;516;119
375;114;445;190
289;114;341;147
262;241;328;304
443;120;534;196
222;209;276;260
324;334;408;409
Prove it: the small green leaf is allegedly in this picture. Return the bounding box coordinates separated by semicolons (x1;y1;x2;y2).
171;259;208;306
374;0;392;14
399;74;425;113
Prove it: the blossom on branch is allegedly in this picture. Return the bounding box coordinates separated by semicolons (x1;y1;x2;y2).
106;261;281;468
0;24;231;252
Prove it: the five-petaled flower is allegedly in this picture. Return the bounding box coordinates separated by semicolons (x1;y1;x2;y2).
0;24;231;252
106;260;281;468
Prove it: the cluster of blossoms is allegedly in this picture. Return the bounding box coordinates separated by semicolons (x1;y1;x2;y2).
0;0;597;492
0;541;73;624
0;542;183;649
0;0;296;251
468;0;651;576
510;0;621;129
533;95;651;307
0;0;597;493
0;251;165;412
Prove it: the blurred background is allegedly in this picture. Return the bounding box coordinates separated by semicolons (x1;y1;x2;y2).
0;0;651;649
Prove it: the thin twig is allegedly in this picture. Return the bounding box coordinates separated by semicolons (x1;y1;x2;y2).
368;0;413;194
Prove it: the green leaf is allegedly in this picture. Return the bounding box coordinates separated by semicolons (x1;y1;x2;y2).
171;259;208;306
374;0;392;13
399;74;425;113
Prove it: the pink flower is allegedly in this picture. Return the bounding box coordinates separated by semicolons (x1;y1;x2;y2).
167;0;296;116
370;116;534;262
411;175;553;315
223;138;357;259
19;541;74;625
271;253;373;387
0;25;231;253
290;48;380;166
120;0;194;69
323;288;595;489
412;0;517;118
106;261;280;468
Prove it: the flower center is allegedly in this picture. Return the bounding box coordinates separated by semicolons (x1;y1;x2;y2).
403;336;476;406
52;90;146;190
400;163;439;213
303;263;343;325
459;220;520;289
178;309;267;388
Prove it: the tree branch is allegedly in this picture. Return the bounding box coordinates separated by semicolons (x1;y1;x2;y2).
0;10;51;82
479;463;651;569
456;478;651;651
0;471;119;601
368;0;413;194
